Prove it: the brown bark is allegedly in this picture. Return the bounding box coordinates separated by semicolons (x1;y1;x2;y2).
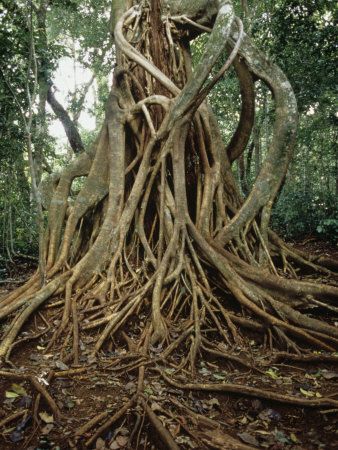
47;86;84;153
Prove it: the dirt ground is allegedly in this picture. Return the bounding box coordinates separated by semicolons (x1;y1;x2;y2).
0;241;337;450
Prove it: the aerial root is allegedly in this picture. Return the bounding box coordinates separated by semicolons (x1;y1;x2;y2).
201;339;265;374
272;352;338;364
0;273;70;361
77;394;180;450
0;235;337;368
1;237;337;367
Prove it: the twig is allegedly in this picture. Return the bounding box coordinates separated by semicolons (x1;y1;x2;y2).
0;409;28;429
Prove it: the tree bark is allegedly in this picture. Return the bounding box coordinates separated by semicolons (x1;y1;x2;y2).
47;86;84;153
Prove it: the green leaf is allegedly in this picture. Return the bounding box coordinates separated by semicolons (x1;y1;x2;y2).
11;383;27;396
5;391;19;398
300;388;315;397
265;368;279;380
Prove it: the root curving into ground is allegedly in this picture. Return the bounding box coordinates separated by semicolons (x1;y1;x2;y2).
1;1;337;448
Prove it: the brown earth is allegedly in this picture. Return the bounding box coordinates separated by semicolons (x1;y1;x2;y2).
0;241;337;450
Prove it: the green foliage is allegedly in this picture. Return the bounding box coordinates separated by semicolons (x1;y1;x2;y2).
0;0;111;260
317;219;338;242
47;0;113;74
272;188;337;241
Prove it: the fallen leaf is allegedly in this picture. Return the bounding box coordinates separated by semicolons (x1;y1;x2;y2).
300;388;315;397
5;391;19;399
202;397;220;411
9;430;24;443
41;423;54;435
274;430;291;444
238;432;259;446
39;411;54;424
212;373;226;380
116;435;128;447
55;360;69;371
176;435;196;448
118;427;129;436
151;402;161;411
265;368;279;380
124;381;136;393
96;437;106;449
65;399;75;409
321;370;338;380
144;386;153;395
258;408;281;421
290;432;299;443
199;367;211;376
11;383;27;396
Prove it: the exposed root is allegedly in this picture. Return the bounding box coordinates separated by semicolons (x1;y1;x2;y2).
1;1;338;447
0;409;28;429
84;396;137;448
159;370;338;408
141;398;180;450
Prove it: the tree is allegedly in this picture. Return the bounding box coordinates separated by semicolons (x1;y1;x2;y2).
1;0;338;445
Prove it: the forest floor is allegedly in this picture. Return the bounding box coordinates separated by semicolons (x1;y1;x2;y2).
0;239;337;450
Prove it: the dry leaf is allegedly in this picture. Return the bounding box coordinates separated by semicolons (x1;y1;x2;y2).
238;432;259;446
11;383;27;396
115;435;128;447
39;411;54;424
96;437;107;449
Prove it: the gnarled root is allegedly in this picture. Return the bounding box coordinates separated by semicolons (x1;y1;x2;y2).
0;2;337;447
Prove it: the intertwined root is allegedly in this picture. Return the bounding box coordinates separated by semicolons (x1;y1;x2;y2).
1;0;338;414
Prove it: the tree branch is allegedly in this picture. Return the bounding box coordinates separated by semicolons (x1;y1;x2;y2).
47;84;84;153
